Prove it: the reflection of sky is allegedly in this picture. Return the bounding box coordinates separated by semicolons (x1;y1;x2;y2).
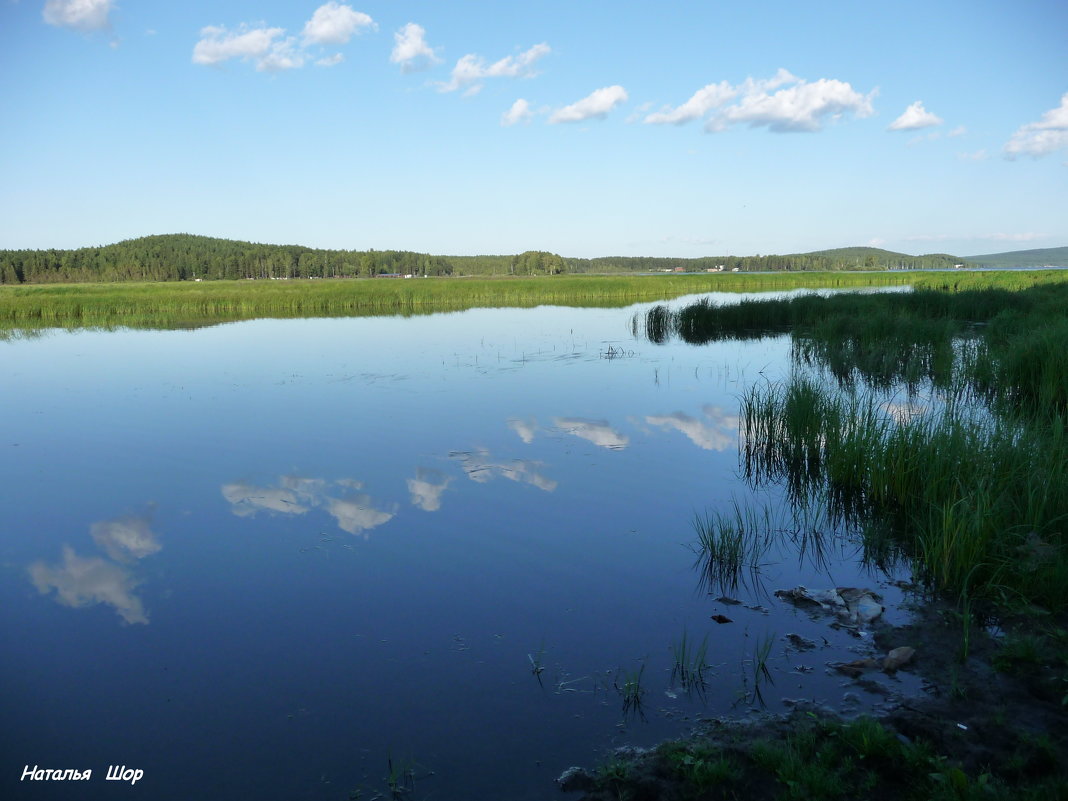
451;449;558;492
553;417;629;450
220;475;396;537
327;495;396;537
1;295;916;800
645;405;740;451
91;511;162;562
30;547;149;625
507;417;538;444
408;468;452;512
28;509;161;625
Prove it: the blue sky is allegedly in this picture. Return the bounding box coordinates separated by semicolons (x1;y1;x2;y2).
1;0;1065;258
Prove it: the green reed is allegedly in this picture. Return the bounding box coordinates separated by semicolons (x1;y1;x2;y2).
692;501;774;595
671;630;712;694
0;270;963;332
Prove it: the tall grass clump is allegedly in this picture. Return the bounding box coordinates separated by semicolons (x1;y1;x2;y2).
667;277;1068;612
692;501;774;594
740;374;1068;610
671;630;712;694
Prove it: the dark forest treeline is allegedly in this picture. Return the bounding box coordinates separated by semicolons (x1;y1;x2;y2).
0;234;968;284
566;248;964;273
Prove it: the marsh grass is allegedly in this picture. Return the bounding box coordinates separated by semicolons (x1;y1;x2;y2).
614;664;647;720
692;501;775;595
713;277;1068;612
0;270;938;332
591;708;1068;801
528;641;546;685
671;630;712;695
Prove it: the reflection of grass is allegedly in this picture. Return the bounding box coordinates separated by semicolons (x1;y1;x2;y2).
692;501;772;595
671;630;711;695
528;641;546;684
740;632;776;707
614;664;646;720
741;373;1068;610
347;752;430;801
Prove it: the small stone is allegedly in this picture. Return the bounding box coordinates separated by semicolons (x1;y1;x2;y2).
557;766;597;793
882;646;916;673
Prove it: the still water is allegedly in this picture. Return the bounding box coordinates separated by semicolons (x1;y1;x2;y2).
1;292;914;800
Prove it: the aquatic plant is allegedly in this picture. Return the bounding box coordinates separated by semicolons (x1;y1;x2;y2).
528;641;546;684
614;664;647;720
670;630;711;694
691;501;774;595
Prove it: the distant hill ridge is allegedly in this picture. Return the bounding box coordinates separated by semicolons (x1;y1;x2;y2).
0;234;1063;284
963;246;1068;269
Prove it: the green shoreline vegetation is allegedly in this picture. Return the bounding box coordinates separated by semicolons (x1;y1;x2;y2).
3;268;1068;333
565;276;1068;800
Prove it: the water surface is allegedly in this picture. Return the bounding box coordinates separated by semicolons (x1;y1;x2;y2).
1;292;914;800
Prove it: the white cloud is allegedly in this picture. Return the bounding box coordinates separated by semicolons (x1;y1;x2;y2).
645;406;739;451
645;81;738;125
256;37;306;72
194;5;373;73
1004;93;1068;159
43;0;112;32
501;98;535;127
327;495;395;537
507;417;538;442
391;22;440;73
644;69;872;133
302;2;375;45
407;468;452;512
192;24;299;71
452;449;557;492
888;100;943;131
91;513;161;563
553;417;629;449
549;85;629;124
29;547;148;625
958;149;989;161
221;481;311;516
438;43;550;94
221;475;397;537
867;237;887;247
947;125;966;137
708;75;875;133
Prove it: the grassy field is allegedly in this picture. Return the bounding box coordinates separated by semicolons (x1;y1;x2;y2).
4;269;1064;331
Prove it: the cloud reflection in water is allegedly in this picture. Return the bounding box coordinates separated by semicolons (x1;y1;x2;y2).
451;449;557;492
29;509;160;625
220;475;396;538
552;417;629;450
645;405;740;451
407;467;452;512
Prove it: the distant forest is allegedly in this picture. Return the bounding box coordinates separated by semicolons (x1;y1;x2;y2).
0;234;974;284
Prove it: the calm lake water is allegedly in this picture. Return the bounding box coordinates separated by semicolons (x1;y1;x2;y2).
1;291;918;800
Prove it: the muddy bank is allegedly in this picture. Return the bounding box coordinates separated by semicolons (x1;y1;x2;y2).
556;597;1068;800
